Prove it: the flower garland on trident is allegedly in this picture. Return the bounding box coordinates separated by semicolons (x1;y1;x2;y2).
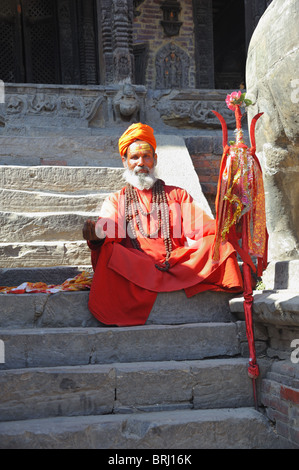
212;91;268;410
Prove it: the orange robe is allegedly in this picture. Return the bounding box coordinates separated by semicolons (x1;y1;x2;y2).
88;185;243;326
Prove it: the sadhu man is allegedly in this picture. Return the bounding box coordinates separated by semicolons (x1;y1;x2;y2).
83;123;243;326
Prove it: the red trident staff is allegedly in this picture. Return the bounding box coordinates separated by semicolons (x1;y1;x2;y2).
212;92;268;410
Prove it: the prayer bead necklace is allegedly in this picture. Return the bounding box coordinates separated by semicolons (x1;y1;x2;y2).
125;179;172;271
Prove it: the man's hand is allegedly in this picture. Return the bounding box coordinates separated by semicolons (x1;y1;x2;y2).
82;219;104;241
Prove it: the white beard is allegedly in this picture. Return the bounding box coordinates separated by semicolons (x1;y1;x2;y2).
123;166;157;190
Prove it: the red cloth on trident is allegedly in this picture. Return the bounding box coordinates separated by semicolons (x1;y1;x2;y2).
212;102;268;381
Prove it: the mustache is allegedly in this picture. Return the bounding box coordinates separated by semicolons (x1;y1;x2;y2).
134;166;150;174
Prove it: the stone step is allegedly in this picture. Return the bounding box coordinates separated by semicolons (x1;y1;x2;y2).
0;188;107;213
0;289;237;328
0;241;90;267
0;322;242;370
229;289;299;361
229;289;299;327
0;358;255;422
0;133;212;214
0;134;222;168
0;135;121;167
262;260;299;290
0;165;125;193
0;407;284;449
0;211;96;243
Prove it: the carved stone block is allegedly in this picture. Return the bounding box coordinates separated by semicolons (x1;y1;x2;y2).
155;43;190;89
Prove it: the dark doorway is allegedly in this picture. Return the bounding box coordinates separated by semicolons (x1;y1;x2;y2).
0;0;99;85
133;43;148;85
212;0;246;89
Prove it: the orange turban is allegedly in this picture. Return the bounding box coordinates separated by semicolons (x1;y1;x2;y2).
118;123;157;157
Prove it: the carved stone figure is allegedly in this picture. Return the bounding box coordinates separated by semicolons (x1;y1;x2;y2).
155;43;190;89
113;83;140;123
246;0;299;261
111;0;134;83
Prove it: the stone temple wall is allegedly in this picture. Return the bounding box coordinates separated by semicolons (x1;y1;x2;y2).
0;83;239;216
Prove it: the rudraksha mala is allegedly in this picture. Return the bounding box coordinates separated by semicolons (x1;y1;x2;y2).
125;179;172;271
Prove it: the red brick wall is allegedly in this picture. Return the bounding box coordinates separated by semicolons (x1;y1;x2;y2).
261;361;299;448
185;135;223;216
191;153;220;215
133;0;196;89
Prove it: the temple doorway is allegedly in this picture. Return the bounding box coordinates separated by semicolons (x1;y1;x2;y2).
212;0;246;89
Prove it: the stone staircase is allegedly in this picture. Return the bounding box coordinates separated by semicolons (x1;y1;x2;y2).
0;163;124;268
0;134;288;449
0;291;284;449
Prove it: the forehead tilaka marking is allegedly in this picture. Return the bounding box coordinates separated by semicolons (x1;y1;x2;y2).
129;142;152;153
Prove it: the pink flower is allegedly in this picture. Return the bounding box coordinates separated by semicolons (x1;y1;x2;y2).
226;91;242;111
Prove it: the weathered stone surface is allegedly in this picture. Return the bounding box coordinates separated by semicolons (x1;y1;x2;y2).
0;135;121;167
149;290;235;324
0;358;255;421
262;260;299;290
0;241;91;267
191;358;255;410
115;358;255;413
0;137;212;241
229;288;299;360
0;165;125;193
0;211;97;243
0;291;95;329
229;290;299;327
1;84;234;135
151;89;237;130
1;83;147;135
0;289;236;329
0;133;212;265
0;365;116;421
0;408;287;449
0;323;241;370
265;324;299;360
246;0;299;260
0;188;106;213
0;135;211;207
